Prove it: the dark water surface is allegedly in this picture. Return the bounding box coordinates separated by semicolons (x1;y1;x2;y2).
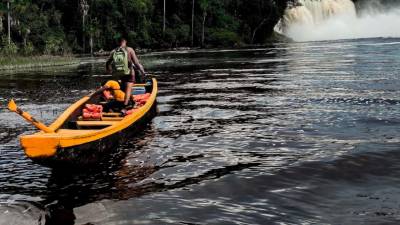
0;38;399;225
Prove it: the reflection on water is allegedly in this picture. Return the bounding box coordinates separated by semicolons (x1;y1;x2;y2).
0;38;399;224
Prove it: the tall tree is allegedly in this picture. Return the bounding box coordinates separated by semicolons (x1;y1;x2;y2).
80;0;89;52
199;0;209;47
191;0;194;46
7;0;11;44
162;0;165;33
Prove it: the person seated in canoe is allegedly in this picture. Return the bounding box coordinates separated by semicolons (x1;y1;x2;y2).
106;37;146;107
95;80;134;113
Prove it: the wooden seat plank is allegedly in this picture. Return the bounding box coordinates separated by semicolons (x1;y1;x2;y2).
76;121;117;127
78;116;124;121
102;112;123;117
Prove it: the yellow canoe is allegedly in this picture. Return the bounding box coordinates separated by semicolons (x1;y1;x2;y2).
19;78;158;167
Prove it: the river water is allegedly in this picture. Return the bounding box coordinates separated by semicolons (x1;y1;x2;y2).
0;37;399;225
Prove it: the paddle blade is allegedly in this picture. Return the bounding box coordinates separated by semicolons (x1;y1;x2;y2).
8;99;17;112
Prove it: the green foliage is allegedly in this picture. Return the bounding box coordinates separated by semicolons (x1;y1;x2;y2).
162;24;190;48
0;55;78;70
0;0;290;55
21;42;34;56
1;37;18;55
174;25;190;45
208;28;240;47
199;0;209;11
44;36;64;55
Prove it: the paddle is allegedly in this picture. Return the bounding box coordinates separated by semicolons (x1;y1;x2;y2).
7;99;54;133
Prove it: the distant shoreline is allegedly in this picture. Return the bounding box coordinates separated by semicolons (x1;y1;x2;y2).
0;32;292;72
92;32;293;57
0;55;80;71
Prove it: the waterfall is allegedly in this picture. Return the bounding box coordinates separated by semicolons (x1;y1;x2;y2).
276;0;400;41
300;0;356;22
276;0;357;34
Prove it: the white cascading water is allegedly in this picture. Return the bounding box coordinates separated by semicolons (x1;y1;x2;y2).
276;0;400;42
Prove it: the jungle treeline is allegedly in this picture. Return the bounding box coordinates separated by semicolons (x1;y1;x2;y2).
0;0;289;55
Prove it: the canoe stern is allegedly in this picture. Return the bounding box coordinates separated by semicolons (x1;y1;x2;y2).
20;135;59;158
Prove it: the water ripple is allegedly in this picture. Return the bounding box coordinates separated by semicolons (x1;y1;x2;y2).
0;38;399;224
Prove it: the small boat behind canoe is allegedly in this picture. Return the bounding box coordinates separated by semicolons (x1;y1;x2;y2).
18;78;158;168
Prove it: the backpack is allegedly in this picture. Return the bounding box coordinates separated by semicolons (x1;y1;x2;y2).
112;47;130;75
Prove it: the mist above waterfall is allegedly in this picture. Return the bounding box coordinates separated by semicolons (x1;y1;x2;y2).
277;0;400;42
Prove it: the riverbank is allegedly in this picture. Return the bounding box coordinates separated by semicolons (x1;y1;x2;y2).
0;56;79;71
93;32;293;56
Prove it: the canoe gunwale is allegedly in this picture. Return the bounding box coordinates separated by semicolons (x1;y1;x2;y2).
20;78;158;158
32;101;158;168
